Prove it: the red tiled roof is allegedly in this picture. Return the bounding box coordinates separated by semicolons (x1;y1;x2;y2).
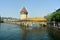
20;7;28;14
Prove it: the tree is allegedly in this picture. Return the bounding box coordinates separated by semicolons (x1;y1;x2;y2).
44;8;60;26
44;13;54;21
44;8;60;22
51;11;60;22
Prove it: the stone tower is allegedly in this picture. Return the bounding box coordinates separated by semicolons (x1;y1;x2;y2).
20;7;28;20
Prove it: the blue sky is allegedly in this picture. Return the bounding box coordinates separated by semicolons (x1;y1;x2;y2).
0;0;60;19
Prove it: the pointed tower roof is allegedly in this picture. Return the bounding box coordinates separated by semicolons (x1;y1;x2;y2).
20;7;28;14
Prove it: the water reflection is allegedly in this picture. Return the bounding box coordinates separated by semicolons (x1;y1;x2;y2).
21;26;54;40
0;23;55;40
21;26;28;40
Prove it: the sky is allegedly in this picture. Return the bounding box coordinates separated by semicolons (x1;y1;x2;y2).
0;0;60;19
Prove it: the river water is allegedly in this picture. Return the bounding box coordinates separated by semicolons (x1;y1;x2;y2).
0;23;54;40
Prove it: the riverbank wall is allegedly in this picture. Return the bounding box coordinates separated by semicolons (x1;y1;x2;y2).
3;22;21;25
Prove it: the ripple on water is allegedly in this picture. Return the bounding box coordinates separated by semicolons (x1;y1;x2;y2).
0;23;22;40
0;23;54;40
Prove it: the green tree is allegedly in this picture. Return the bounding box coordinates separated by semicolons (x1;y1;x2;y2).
44;8;60;22
44;13;54;21
51;11;60;22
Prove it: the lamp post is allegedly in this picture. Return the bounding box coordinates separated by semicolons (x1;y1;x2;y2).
53;21;55;27
0;16;1;23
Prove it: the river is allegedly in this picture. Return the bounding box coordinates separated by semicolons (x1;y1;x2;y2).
0;23;54;40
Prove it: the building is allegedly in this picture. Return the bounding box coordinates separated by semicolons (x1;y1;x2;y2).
20;7;47;25
20;7;28;20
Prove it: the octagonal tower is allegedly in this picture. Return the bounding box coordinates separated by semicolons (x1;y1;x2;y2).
20;7;28;20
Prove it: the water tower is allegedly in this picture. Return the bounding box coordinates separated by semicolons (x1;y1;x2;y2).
20;7;28;20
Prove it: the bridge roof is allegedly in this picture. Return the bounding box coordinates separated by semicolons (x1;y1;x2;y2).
20;18;47;22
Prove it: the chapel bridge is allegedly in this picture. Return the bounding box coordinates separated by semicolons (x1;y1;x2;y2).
4;7;47;25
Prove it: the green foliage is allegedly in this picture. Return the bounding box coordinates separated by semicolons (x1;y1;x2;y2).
51;11;60;22
44;13;54;21
44;8;60;22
